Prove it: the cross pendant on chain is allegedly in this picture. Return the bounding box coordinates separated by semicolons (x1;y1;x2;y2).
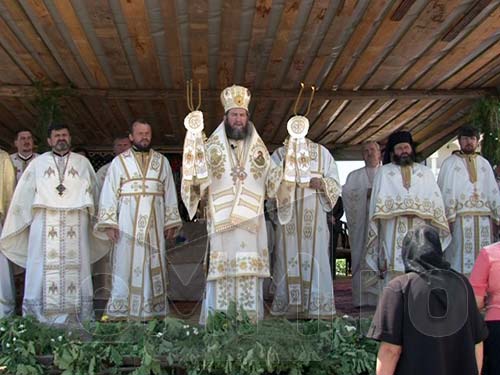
56;183;66;196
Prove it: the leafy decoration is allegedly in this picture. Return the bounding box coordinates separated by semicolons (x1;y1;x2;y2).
469;97;500;166
0;308;377;375
30;81;71;153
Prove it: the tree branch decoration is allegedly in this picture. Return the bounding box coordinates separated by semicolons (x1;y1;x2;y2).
469;96;500;166
30;81;71;153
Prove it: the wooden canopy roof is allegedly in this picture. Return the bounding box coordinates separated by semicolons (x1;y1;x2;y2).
0;0;498;158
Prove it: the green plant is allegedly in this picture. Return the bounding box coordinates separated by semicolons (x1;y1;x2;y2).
469;97;500;166
0;316;64;374
30;81;70;153
0;311;377;375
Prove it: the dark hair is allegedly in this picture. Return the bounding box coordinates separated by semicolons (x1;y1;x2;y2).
47;123;70;138
114;135;130;142
457;125;480;140
128;119;150;135
14;128;33;140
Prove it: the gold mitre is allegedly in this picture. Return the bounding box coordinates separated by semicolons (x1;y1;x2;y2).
220;85;251;112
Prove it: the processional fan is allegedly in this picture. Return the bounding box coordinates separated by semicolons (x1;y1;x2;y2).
279;83;317;225
181;80;209;220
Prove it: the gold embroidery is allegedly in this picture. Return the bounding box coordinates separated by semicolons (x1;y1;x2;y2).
68;166;79;177
242;187;261;202
99;207;117;223
238;198;260;213
212;187;235;201
44;166;56;178
206;135;226;179
214;201;233;212
250;140;269;179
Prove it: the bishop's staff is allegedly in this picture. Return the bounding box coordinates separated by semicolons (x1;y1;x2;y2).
181;80;210;220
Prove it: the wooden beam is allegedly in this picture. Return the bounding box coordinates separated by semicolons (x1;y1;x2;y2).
390;0;417;21
441;0;492;42
416;116;468;155
0;85;496;100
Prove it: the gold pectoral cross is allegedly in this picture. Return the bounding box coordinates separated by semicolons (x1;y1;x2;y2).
230;165;247;184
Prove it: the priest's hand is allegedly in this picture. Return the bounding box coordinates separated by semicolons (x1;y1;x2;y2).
106;228;119;242
309;177;323;191
164;227;177;240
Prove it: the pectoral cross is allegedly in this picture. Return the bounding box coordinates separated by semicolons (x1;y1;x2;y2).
230;165;247;184
56;183;66;196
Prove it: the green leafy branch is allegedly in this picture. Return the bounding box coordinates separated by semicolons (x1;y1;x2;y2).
469;96;500;166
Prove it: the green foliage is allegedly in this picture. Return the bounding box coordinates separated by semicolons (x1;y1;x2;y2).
0;316;64;374
30;81;70;153
469;97;500;166
0;309;377;375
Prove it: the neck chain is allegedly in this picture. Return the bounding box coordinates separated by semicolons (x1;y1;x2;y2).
52;152;70;196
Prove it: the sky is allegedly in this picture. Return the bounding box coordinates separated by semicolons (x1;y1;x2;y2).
336;160;364;185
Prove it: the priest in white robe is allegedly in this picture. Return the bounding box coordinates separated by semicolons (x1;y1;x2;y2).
0;149;16;317
95;136;131;192
269;139;340;319
95;120;182;321
342;141;381;307
438;126;500;274
93;135;131;302
10;129;38;183
181;85;283;324
364;131;451;300
0;124;110;324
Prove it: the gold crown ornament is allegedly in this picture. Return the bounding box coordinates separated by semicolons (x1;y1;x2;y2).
220;85;251;112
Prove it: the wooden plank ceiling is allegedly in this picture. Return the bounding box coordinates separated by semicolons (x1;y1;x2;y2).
0;0;499;159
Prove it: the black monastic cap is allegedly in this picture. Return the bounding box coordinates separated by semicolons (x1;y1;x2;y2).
383;131;414;165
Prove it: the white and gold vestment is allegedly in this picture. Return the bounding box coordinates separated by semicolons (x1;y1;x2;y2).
182;123;282;324
438;152;500;273
363;163;451;299
96;149;182;320
0;150;15;317
10;152;38;183
269;141;340;318
0;152;110;323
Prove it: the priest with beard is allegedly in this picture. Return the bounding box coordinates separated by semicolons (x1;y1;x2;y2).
362;131;451;301
95;119;182;321
181;85;283;324
0;124;110;323
438;126;500;274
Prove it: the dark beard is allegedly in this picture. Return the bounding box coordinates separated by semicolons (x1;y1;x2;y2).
393;152;414;166
224;118;249;140
461;147;475;155
133;142;151;152
53;140;70;153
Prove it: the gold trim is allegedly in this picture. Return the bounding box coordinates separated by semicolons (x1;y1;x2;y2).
118;154;131;180
242;187;262;201
298;189;304;309
121;177;163;183
238;198;260;213
120;192;164;197
127;194;142;315
214;201;233;212
212;186;235;201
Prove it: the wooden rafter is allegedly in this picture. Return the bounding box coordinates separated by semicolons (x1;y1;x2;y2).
0;85;496;100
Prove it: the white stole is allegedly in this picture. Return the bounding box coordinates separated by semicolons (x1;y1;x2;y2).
206;123;270;233
118;151;166;318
